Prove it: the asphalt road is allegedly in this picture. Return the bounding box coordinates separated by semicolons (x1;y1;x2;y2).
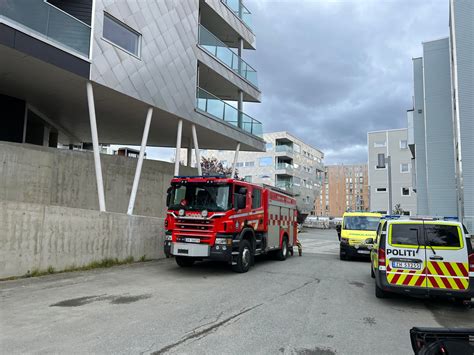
1;229;472;355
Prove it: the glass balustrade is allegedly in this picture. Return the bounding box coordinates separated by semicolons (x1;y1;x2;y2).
0;0;91;57
196;87;263;137
275;145;294;154
221;0;252;29
276;162;294;171
198;25;258;87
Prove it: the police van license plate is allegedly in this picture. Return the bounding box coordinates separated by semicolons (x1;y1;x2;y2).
392;261;421;270
357;250;370;254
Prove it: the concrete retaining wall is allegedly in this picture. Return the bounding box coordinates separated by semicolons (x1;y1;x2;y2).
0;200;165;278
0;142;196;217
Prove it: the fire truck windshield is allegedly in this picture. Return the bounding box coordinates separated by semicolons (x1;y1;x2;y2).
168;183;232;212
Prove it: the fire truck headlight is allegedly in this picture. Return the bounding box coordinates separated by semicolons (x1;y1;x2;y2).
201;210;208;217
165;235;172;241
178;209;185;216
215;238;231;245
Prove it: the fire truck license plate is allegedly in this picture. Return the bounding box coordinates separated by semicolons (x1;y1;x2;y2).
392;261;421;270
185;238;200;243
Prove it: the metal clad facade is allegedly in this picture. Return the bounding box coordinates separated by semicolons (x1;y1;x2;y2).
412;58;429;215
451;0;474;231
422;38;457;217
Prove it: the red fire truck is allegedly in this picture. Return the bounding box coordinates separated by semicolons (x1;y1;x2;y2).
164;176;298;272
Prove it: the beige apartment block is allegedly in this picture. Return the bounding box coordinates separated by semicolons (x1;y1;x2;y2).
315;164;369;217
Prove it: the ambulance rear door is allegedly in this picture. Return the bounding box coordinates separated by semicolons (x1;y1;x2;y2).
386;222;427;290
423;222;469;293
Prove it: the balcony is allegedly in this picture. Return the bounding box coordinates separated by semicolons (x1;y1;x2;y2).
275;162;294;174
196;87;262;137
221;0;252;30
198;25;258;88
275;145;294;158
0;0;91;58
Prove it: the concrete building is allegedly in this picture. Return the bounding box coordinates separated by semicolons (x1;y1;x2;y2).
315;164;369;218
198;132;325;216
367;128;417;215
407;0;473;231
0;0;264;277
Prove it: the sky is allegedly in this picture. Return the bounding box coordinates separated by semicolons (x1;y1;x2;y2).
144;0;449;165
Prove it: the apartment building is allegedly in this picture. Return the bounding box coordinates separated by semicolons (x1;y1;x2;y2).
407;0;472;231
199;132;325;216
0;0;264;212
367;129;417;215
315;164;369;217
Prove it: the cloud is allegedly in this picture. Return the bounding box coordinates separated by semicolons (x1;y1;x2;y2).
244;0;448;164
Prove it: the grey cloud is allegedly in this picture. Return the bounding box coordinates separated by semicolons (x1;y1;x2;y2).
244;0;448;164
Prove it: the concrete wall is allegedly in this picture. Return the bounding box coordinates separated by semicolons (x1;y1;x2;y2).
0;142;196;217
0;200;165;278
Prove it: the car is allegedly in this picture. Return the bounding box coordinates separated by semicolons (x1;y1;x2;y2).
339;212;382;260
368;216;474;302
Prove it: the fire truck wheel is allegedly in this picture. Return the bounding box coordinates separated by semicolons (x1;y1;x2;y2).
175;256;195;268
276;237;288;261
232;240;252;273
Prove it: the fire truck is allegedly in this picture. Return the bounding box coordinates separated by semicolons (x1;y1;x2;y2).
164;176;298;272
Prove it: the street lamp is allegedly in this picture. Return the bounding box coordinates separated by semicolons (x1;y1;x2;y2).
377;153;392;215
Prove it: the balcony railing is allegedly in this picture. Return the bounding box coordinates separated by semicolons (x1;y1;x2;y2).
275;145;294;154
221;0;252;30
198;25;258;87
0;0;91;57
196;87;262;137
276;162;294;172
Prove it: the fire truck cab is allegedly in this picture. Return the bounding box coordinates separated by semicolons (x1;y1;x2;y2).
164;176;298;273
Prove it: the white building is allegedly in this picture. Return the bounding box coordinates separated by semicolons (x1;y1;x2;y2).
199;132;324;216
367;128;417;215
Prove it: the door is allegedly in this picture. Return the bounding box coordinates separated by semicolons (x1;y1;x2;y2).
385;222;427;289
423;222;469;291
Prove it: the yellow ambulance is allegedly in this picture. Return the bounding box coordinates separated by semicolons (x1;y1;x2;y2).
339;212;382;260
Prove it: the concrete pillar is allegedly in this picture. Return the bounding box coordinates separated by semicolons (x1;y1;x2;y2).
174;119;183;176
231;143;241;179
192;124;202;175
86;81;106;212
127;107;153;215
187;137;193;167
237;90;244;129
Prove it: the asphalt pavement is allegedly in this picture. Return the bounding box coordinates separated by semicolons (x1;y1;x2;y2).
1;229;472;354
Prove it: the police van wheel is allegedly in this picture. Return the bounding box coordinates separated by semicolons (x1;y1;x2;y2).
175;256;195;268
375;282;388;299
339;249;347;261
371;266;375;279
276;237;288;261
233;240;252;273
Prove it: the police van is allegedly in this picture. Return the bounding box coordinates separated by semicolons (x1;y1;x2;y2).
368;216;474;302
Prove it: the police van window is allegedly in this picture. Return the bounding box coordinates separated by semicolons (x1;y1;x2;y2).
425;225;461;248
251;188;262;209
391;224;421;246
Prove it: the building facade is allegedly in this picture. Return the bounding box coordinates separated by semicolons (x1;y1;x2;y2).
315;164;369;217
407;0;473;231
368;128;417;215
199;132;325;216
1;0;265;212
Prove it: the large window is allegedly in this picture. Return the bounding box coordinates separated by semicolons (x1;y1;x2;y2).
251;188;261;209
343;216;380;231
391;224;421;246
103;13;141;56
168;183;231;212
258;157;272;167
425;225;461;248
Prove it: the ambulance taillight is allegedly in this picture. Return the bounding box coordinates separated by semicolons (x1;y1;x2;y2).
378;248;386;265
469;253;474;272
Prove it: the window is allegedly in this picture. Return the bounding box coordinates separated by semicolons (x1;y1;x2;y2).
376;188;387;192
235;162;244;168
425;225;461;248
294;144;301;153
374;141;386;148
265;143;273;151
400;163;409;173
258;157;272;167
243;175;252;182
401;187;410;196
245;161;254;167
391;224;421;246
251;188;262;209
103;13;141;56
400;140;408;149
